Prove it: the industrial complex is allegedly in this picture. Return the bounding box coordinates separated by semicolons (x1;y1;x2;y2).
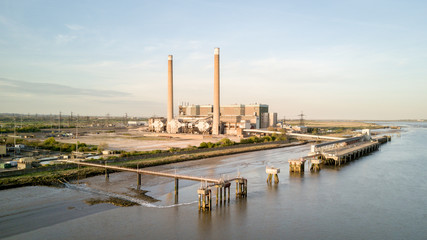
149;48;278;135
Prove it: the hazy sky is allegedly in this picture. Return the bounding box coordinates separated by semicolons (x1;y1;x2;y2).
1;0;426;120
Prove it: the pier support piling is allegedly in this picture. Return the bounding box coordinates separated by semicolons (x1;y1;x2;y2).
310;159;321;172
216;186;219;205
289;160;304;173
266;167;280;184
227;185;230;202
274;174;279;184
198;188;212;211
235;178;247;198
137;173;141;189
175;178;179;196
267;174;272;184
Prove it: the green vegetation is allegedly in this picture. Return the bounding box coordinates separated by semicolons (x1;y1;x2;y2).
0;125;44;133
0;140;303;190
198;135;287;149
0;113;148;135
120;149;165;157
20;137;98;153
0;166;106;190
84;197;139;207
239;134;287;144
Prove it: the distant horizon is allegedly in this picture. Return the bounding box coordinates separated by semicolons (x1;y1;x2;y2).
0;112;425;122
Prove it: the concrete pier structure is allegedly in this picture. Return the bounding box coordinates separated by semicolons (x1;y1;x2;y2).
321;141;380;166
198;188;212;211
266;167;280;184
289;159;305;173
288;155;322;173
215;182;232;206
212;48;220;135
287;134;390;176
310;159;321;172
235;178;247;198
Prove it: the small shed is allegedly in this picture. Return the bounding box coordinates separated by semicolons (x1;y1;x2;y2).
17;157;38;169
102;150;113;155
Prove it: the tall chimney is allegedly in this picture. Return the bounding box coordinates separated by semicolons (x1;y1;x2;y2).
213;48;220;135
167;55;173;123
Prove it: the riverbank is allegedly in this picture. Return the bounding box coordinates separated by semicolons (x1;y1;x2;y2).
0;141;306;190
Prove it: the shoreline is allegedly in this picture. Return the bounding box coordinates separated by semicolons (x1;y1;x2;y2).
0;141;307;190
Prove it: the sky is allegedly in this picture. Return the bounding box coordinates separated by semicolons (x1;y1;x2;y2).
0;0;426;120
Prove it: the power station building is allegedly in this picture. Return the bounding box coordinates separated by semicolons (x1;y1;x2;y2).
148;48;278;135
178;103;271;134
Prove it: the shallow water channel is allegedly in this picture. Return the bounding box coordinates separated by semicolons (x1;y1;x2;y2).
1;122;426;240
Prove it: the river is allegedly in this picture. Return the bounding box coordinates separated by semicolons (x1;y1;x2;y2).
0;122;426;240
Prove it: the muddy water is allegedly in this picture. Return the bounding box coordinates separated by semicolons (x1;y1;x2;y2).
1;122;426;240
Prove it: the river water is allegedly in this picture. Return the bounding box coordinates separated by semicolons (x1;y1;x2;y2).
1;122;426;240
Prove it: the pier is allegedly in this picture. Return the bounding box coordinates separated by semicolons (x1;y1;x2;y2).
288;155;321;173
289;131;391;171
320;141;379;166
266;167;280;184
61;160;247;211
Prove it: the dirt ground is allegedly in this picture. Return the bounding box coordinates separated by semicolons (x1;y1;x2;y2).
55;121;389;152
57;128;241;152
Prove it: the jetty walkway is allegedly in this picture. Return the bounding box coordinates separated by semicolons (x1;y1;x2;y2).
61;160;247;211
288;133;390;172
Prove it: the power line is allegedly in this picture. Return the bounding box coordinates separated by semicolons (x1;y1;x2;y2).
297;111;305;126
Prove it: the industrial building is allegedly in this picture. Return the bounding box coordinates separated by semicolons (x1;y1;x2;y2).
148;48;278;135
178;103;270;134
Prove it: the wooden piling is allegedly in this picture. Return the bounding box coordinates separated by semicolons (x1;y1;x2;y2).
267;174;272;183
216;186;219;205
137;173;141;188
209;190;212;210
175;178;179;195
243;179;247;197
104;161;109;180
228;186;230;202
198;188;212;211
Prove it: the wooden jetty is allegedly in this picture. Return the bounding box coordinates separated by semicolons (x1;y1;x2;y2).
61;160;247;211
